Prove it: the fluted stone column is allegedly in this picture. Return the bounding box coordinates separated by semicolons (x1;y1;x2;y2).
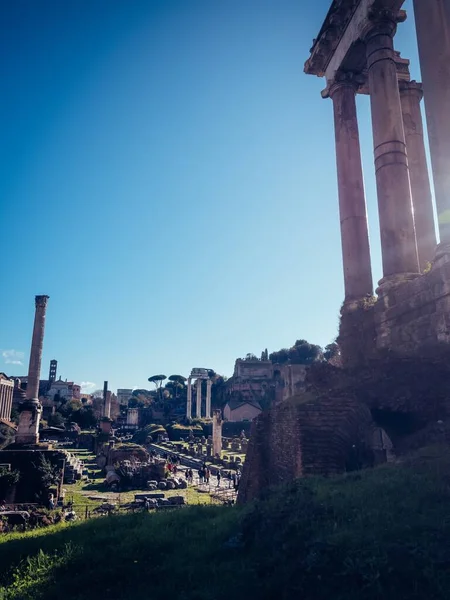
413;0;450;252
206;379;212;419
196;379;202;419
364;11;419;281
16;295;48;445
186;377;192;419
399;80;436;269
328;74;373;301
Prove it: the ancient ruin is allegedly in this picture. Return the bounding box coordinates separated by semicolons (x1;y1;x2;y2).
302;0;450;366
16;295;48;445
186;368;212;419
238;0;450;503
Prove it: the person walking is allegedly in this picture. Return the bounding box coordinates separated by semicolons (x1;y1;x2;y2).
217;471;221;487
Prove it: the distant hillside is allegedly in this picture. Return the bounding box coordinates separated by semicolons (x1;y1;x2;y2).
2;445;450;599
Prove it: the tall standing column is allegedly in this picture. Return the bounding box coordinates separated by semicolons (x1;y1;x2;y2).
364;11;419;280
196;379;202;419
26;295;49;401
413;0;450;250
186;377;192;419
206;379;212;419
328;74;373;301
399;80;436;269
16;295;48;445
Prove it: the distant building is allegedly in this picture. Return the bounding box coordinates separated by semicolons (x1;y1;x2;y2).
117;389;133;405
46;377;81;402
0;373;14;423
223;398;262;422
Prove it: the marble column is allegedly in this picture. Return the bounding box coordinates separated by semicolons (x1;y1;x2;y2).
206;379;212;419
186;377;192;419
26;295;49;401
328;74;373;301
399;80;436;269
196;379;202;419
17;295;48;444
364;12;419;280
413;0;450;251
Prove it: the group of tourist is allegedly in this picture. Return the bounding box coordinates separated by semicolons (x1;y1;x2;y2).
197;466;212;484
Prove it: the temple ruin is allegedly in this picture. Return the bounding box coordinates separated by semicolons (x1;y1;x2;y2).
186;368;212;420
303;0;450;366
238;0;450;503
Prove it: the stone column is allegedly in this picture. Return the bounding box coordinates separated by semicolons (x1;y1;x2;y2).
328;73;373;301
26;295;49;401
186;377;192;419
7;388;12;421
413;0;450;252
103;381;111;419
212;409;222;457
196;379;202;419
364;11;419;281
16;295;48;445
399;80;436;269
206;379;212;419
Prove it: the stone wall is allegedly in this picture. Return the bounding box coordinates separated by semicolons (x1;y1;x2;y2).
237;394;374;504
340;260;450;368
237;357;450;504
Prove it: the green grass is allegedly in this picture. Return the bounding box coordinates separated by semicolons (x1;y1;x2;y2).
2;445;450;599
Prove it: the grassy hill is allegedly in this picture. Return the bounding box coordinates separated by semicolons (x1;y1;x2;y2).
2;445;450;600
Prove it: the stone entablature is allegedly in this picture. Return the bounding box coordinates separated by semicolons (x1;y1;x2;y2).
305;0;406;81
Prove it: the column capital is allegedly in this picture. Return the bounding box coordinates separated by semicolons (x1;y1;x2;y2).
325;71;365;99
362;8;406;41
399;80;423;101
35;295;49;308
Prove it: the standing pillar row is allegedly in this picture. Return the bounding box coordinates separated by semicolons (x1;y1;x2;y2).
364;10;419;280
413;0;450;251
328;74;373;302
399;80;436;269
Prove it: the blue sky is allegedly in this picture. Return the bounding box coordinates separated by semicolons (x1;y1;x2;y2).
1;0;425;393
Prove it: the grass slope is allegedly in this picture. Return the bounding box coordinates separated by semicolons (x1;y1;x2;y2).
2;445;450;600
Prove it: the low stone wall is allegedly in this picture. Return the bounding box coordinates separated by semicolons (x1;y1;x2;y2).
340;259;450;367
237;395;373;504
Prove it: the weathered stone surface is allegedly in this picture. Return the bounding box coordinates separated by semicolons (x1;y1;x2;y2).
340;260;450;367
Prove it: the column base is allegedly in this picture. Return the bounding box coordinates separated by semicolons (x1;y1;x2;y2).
376;273;420;296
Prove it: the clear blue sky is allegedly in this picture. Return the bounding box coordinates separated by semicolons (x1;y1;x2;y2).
1;0;424;393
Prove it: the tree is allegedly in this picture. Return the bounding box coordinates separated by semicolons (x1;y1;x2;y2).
168;375;187;399
148;375;167;402
0;466;20;499
324;342;341;364
244;353;258;361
